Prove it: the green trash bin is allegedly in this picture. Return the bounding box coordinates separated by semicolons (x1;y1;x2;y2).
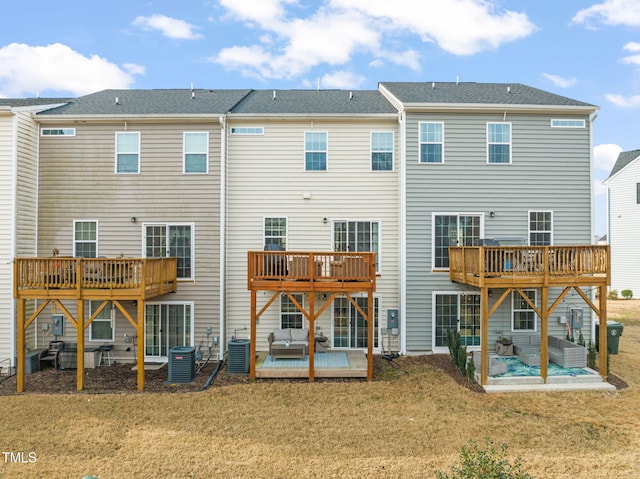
596;320;624;355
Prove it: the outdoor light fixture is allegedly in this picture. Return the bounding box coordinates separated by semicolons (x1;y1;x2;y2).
489;211;496;218
130;216;137;223
323;217;328;224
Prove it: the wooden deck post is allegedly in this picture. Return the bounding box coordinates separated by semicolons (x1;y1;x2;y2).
250;289;257;380
540;287;549;383
76;300;85;391
309;292;315;382
480;287;489;385
599;284;608;380
16;298;26;393
137;300;145;391
367;290;374;381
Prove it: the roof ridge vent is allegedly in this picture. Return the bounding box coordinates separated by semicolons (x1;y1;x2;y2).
349;91;353;100
272;90;276;100
507;86;511;94
114;97;119;105
432;82;435;90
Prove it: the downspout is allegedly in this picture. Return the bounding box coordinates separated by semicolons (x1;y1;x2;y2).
219;114;227;360
398;109;407;355
588;109;599;340
10;110;18;367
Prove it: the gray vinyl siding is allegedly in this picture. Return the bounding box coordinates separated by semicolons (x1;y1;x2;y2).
226;118;399;352
405;112;594;353
37;121;222;360
608;158;640;294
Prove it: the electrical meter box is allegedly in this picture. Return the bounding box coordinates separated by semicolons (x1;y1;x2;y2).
387;309;399;336
51;314;64;336
570;308;584;330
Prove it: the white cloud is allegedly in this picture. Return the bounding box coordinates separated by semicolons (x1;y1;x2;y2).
543;73;577;88
621;42;640;65
605;93;640;107
594;143;623;172
0;43;142;97
320;70;366;89
213;0;536;81
573;0;640;28
133;14;203;40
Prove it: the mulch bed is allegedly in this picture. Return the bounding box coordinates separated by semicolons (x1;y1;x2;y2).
0;354;625;395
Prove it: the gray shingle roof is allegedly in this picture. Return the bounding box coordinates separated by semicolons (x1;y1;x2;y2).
0;98;71;107
229;90;396;114
380;82;597;108
37;89;252;116
607;149;640;180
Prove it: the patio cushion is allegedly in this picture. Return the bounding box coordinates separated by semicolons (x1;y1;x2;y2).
273;329;291;342
291;328;309;341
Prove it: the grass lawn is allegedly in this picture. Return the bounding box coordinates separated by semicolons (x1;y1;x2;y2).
1;300;640;478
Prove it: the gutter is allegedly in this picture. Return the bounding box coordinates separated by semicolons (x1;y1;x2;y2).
398;108;407;355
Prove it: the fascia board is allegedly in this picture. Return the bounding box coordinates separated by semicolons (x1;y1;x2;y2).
226;113;398;121
35;114;226;123
603;154;640;185
402;103;598;115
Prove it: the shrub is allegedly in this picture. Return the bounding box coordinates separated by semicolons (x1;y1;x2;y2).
587;341;597;369
456;345;467;375
466;355;475;381
447;329;461;365
435;439;534;479
607;290;619;300
621;289;633;299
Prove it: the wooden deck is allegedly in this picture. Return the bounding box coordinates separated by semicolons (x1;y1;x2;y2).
247;251;377;381
13;257;178;393
449;245;609;288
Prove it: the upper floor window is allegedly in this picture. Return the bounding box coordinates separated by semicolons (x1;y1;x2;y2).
512;290;537;332
487;122;511;164
419;122;444;163
264;217;287;249
304;131;327;171
433;214;481;270
371;131;393;171
231;127;264;135
529;211;552;245
41;128;75;137
74;220;97;258
145;224;194;280
184;132;208;174
115;132;140;174
551;119;586;128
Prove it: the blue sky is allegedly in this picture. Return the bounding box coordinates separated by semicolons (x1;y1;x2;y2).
3;0;640;236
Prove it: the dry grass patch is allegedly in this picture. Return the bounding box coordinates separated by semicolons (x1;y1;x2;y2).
1;300;639;478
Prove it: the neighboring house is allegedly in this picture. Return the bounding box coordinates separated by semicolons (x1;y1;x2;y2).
0;98;69;373
226;89;400;355
604;149;640;295
31;89;250;364
379;82;600;355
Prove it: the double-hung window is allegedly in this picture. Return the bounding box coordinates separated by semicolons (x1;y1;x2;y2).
264;217;287;249
512;290;537;332
487;122;511;164
371;131;393;171
74;220;97;258
433;214;481;269
419;122;444;163
145;224;194;280
333;220;380;272
529;211;552;245
89;301;114;341
184;132;208;174
280;294;304;329
304;131;327;171
115;132;140;173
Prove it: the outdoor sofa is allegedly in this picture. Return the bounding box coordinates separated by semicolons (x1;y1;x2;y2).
268;328;309;356
510;333;587;368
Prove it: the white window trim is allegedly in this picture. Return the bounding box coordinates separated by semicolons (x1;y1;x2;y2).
486;122;512;164
230;126;264;135
431;213;485;272
527;210;553;246
88;300;115;342
330;293;382;352
418;121;445;164
263;216;288;250
431;291;481;353
304;131;328;171
73;220;99;257
511;289;538;332
115;131;141;174
141;223;196;281
550;119;586;128
279;293;306;329
41;128;76;137
370;131;395;172
183;131;209;174
331;219;382;275
143;301;195;360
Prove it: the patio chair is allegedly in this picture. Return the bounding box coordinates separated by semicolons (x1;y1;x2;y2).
472;350;508;377
38;340;65;370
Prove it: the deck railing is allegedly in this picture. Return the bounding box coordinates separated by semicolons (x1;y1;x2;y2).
14;257;178;297
449;245;609;281
248;251;376;287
